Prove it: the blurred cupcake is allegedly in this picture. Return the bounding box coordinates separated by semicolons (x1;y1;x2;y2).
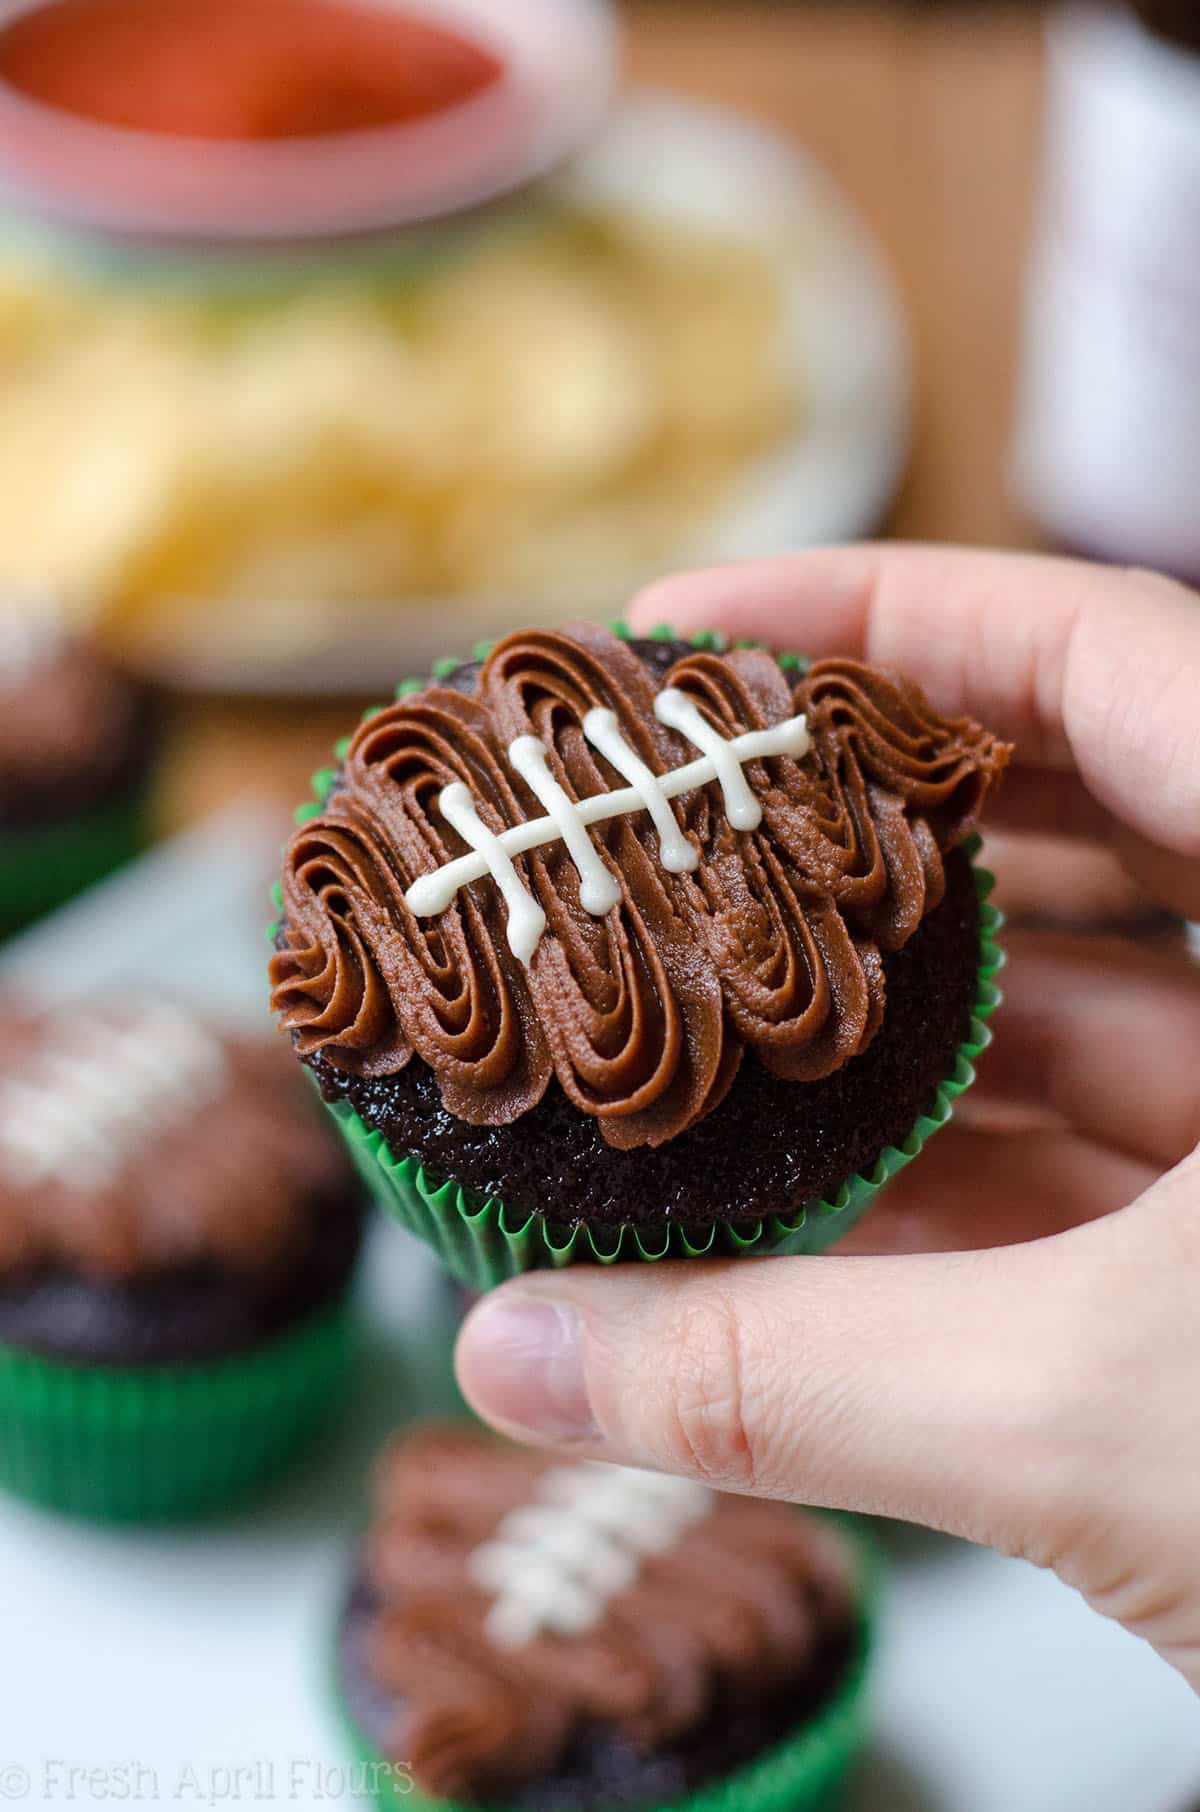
0;997;366;1520
270;623;1008;1287
0;601;158;935
337;1422;873;1812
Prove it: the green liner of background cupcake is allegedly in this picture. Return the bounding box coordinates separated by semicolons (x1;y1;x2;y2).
0;1301;356;1521
270;619;1007;1290
0;610;160;938
0;998;367;1521
0;786;152;939
333;1422;879;1812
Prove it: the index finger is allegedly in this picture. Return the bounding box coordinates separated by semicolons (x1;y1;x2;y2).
630;546;1200;860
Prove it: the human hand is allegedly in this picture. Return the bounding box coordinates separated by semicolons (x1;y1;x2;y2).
455;548;1200;1690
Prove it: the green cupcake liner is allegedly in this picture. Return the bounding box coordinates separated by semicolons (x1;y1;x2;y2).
0;1296;357;1522
317;864;1000;1290
336;1519;877;1812
277;627;1004;1291
0;784;151;939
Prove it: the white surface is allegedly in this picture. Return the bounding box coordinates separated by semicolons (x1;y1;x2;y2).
0;809;1197;1810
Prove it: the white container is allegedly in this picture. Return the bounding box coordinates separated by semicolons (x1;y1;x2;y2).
1012;6;1200;580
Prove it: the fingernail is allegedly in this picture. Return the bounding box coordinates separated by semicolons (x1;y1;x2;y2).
458;1296;596;1442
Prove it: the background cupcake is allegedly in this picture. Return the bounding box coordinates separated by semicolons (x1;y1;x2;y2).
271;622;1008;1285
0;600;158;935
337;1421;873;1812
0;995;366;1519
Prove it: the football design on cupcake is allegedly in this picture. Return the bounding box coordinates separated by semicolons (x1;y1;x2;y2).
337;1422;870;1812
271;624;1008;1281
0;997;366;1519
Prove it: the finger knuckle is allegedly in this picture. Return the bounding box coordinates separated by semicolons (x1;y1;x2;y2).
657;1289;767;1491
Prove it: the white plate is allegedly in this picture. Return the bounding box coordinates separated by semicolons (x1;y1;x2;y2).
6;812;1195;1811
127;91;910;696
566;93;910;562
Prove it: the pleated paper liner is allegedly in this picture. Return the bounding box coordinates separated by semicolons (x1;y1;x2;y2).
0;1295;357;1522
0;782;150;938
327;872;996;1290
273;625;1004;1291
334;1517;879;1812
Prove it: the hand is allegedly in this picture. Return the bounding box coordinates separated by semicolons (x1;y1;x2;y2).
455;548;1200;1691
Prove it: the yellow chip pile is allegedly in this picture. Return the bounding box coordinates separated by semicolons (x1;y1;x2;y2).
0;208;798;640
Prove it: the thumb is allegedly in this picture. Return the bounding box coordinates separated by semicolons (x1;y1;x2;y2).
454;1234;1103;1556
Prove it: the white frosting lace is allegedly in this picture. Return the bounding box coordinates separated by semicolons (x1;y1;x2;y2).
0;1004;227;1187
405;690;811;964
468;1462;713;1650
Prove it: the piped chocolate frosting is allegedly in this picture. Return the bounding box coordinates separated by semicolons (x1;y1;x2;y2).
271;626;1010;1150
0;1000;355;1284
0;607;155;824
352;1424;857;1802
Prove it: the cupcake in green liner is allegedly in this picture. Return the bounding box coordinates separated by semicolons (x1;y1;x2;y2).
0;997;367;1521
270;622;1009;1290
0;603;158;937
335;1421;875;1812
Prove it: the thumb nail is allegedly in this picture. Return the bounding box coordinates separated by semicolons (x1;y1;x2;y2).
457;1295;597;1442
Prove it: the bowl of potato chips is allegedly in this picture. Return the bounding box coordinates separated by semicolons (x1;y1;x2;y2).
0;89;909;693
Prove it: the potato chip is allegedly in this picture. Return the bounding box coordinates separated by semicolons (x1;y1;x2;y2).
0;206;802;642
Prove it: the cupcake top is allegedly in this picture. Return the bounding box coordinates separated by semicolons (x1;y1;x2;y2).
0;998;353;1283
0;601;154;823
352;1423;858;1801
272;624;1009;1149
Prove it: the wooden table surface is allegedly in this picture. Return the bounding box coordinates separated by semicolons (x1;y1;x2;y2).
161;2;1048;832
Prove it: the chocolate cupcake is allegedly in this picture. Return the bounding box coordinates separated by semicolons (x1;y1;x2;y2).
337;1423;873;1812
0;602;158;935
270;623;1009;1286
0;997;366;1520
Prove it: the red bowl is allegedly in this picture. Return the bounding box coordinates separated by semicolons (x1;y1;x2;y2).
0;0;618;242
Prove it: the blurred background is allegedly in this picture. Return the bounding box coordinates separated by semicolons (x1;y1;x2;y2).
0;0;1198;1806
0;0;1193;843
0;0;1179;817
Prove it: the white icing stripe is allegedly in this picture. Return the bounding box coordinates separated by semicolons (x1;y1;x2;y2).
404;702;811;963
508;735;622;918
468;1463;712;1651
653;688;762;831
582;707;698;875
0;1005;227;1188
436;781;547;965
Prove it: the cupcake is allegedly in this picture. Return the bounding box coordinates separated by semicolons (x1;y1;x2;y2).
0;997;366;1520
0;601;158;935
270;622;1008;1287
337;1422;873;1812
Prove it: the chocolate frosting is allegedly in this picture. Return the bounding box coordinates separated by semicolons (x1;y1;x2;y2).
271;627;1010;1149
0;1001;354;1284
358;1424;856;1800
0;628;153;823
